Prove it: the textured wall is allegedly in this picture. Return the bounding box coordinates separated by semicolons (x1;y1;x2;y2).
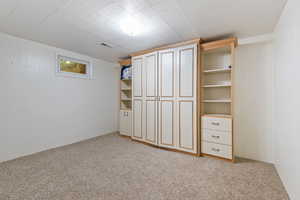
274;0;300;199
235;42;274;163
0;32;119;162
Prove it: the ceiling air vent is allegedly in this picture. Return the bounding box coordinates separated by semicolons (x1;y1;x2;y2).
97;42;114;48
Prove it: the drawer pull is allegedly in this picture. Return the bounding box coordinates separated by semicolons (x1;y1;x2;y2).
211;122;220;126
211;135;220;139
212;148;220;152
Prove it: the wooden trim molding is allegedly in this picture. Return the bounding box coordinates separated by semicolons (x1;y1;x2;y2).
119;59;131;66
200;37;238;51
130;38;201;57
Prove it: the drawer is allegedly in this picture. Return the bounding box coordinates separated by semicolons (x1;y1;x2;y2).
202;116;232;131
201;142;232;159
202;129;232;145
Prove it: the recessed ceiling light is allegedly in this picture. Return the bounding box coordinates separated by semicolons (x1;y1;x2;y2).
120;17;142;36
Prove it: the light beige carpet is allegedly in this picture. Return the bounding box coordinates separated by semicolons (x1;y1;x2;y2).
0;133;289;200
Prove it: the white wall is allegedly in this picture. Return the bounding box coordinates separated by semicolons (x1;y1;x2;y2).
0;32;119;162
273;0;300;199
235;42;274;163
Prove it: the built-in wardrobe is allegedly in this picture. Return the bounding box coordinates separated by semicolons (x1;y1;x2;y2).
131;42;199;154
119;38;237;161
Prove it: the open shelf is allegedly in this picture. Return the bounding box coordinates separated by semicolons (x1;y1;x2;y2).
200;37;236;162
202;114;232;118
202;99;231;103
120;59;132;111
202;84;231;88
204;68;231;74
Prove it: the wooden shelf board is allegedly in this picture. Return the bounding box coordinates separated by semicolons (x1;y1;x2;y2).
119;59;131;66
121;79;132;81
201;37;237;51
121;88;132;91
202;114;232;118
203;68;231;74
202;84;231;88
121;99;132;101
202;99;231;103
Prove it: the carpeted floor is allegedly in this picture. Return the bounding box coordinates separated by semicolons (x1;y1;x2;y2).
0;133;289;200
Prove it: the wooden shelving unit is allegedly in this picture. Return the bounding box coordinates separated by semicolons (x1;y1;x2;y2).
200;38;236;116
119;59;132;111
119;59;132;137
200;37;237;162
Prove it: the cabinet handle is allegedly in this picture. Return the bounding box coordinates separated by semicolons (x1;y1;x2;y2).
211;122;220;126
212;135;220;139
212;148;220;152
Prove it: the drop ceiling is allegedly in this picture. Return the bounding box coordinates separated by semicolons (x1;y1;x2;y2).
0;0;286;62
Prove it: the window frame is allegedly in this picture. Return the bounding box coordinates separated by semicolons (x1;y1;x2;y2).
56;54;93;79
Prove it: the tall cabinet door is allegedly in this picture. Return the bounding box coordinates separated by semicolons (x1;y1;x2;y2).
132;56;144;141
143;52;158;145
158;48;176;149
176;44;198;153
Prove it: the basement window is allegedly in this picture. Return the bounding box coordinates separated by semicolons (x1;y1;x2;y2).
56;55;92;79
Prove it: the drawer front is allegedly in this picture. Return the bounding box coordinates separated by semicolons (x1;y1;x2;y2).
202;129;232;145
201;142;232;159
202;117;232;131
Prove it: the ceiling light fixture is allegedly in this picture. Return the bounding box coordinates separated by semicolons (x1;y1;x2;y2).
120;17;142;36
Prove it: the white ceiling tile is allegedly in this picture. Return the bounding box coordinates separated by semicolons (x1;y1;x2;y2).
0;0;19;19
0;0;287;62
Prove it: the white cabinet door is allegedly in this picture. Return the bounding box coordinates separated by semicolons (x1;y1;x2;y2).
132;55;144;141
132;57;143;98
159;100;175;147
145;53;157;97
143;52;158;145
178;101;194;150
176;44;198;153
119;110;132;136
145;100;157;144
159;50;175;97
132;44;198;154
132;53;158;144
158;49;176;148
132;99;143;140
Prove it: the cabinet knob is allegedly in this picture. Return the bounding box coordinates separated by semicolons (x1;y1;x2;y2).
212;135;220;139
211;122;220;126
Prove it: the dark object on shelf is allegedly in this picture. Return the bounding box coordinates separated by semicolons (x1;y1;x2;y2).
121;65;132;80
